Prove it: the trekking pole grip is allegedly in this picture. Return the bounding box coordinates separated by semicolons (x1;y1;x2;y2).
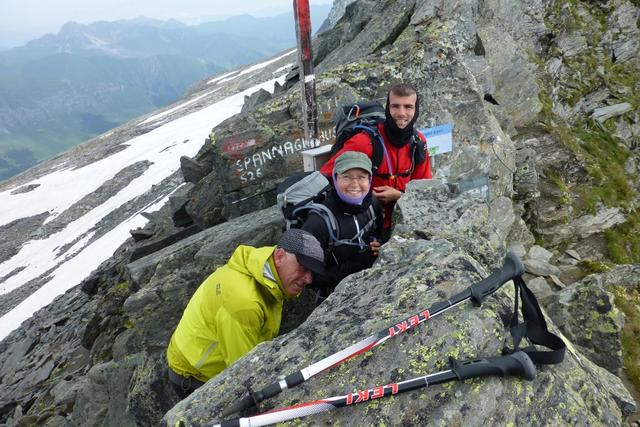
221;394;259;418
469;252;524;306
220;382;283;417
450;351;536;381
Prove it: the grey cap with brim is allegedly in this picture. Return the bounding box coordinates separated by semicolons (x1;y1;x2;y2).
277;229;325;276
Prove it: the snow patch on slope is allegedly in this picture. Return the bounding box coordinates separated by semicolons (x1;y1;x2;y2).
215;49;296;85
0;76;286;340
139;87;221;126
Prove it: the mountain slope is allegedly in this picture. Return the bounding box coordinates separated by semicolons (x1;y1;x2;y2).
0;0;638;425
0;48;296;340
0;6;331;181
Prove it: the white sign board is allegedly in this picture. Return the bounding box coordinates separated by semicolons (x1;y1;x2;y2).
419;123;453;157
302;144;332;172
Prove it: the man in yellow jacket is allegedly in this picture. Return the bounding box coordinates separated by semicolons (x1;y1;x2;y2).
166;229;325;397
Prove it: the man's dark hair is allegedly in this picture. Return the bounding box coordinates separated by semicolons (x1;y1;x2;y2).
388;83;417;98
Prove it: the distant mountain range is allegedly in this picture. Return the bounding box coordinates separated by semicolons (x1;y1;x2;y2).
0;6;331;181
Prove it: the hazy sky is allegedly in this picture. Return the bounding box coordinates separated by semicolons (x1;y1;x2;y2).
0;0;333;48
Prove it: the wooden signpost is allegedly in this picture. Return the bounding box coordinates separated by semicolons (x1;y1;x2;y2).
293;0;319;146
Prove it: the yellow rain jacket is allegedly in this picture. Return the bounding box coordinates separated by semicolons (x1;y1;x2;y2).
166;245;287;382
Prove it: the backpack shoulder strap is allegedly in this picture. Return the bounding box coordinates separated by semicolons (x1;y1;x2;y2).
295;203;340;242
367;204;376;220
384;131;426;179
369;127;384;173
332;204;379;250
353;124;384;174
411;130;427;165
360;204;377;236
503;276;566;365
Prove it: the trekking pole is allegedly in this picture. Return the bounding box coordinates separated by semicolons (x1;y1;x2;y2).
221;252;524;417
212;351;535;427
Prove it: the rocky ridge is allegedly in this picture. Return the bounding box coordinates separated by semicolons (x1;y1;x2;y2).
164;181;636;426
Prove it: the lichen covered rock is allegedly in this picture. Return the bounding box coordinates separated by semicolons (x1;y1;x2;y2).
163;185;636;427
545;266;636;376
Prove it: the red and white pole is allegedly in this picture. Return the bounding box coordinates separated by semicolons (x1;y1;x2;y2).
293;0;319;146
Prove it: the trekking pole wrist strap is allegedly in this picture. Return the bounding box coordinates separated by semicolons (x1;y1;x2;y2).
504;276;566;365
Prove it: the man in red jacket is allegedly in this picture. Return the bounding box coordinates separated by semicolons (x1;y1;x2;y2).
321;83;432;238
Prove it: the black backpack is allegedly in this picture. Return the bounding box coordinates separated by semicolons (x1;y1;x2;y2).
331;101;428;178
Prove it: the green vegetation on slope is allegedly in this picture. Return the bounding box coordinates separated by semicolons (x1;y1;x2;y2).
606;210;640;264
540;0;640;396
539;0;639;260
610;285;640;392
0;52;222;180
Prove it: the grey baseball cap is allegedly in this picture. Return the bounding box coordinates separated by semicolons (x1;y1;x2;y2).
277;229;325;276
